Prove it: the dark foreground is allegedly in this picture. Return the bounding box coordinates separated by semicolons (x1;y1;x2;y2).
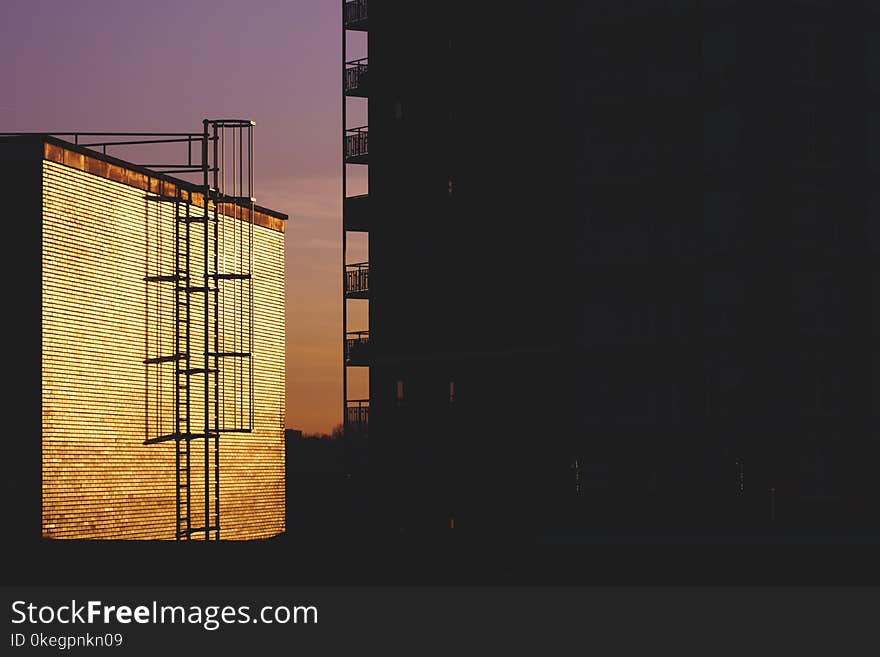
9;471;880;586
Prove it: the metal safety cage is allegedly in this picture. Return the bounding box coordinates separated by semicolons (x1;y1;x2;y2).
139;120;256;541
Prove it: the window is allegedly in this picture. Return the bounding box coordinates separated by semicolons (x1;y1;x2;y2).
704;353;743;418
703;107;742;166
871;113;880;170
868;196;880;251
447;177;454;197
869;31;880;91
792;24;831;85
448;380;455;404
704;272;741;336
794;272;839;336
814;370;840;415
793;104;836;167
396;380;404;403
702;19;738;84
703;191;742;253
393;99;404;121
792;191;837;251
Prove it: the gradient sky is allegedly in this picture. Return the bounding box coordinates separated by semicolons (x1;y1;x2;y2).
1;0;355;433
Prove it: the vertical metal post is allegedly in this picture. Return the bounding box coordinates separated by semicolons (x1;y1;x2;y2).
238;126;244;432
185;199;194;540
203;119;211;541
174;197;182;540
185;185;193;541
213;122;221;540
342;0;348;433
249;124;255;432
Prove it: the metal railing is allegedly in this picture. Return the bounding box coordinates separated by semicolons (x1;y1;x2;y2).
345;126;369;162
0;131;211;177
345;58;369;95
345;262;369;296
346;399;369;431
345;330;371;364
344;0;368;27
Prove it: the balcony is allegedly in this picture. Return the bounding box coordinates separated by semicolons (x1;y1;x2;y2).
345;330;371;366
345;58;369;97
344;194;370;232
345;126;368;164
344;0;368;31
345;262;369;299
346;399;369;435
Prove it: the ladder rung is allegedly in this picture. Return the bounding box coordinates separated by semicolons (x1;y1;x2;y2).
177;216;210;224
144;354;185;364
145;275;185;282
181;526;220;536
208;352;251;358
144;431;219;445
178;286;218;293
178;368;219;375
210;273;251;280
145;194;188;203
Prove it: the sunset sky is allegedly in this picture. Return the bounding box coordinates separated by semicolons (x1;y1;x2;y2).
2;0;357;433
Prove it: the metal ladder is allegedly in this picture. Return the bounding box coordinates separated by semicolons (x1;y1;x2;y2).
143;120;255;541
144;188;219;540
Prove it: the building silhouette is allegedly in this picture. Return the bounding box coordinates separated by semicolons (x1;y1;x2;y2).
343;0;880;534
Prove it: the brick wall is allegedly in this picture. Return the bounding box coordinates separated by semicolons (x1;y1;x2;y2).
42;157;285;540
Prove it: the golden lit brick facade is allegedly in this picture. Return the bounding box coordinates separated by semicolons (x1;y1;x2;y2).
40;141;286;540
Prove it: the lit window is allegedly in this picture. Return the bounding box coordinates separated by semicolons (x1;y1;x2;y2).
448;177;454;197
396;380;404;403
870;34;880;90
449;380;455;404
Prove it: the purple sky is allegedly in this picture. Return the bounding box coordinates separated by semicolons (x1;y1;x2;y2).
2;0;357;433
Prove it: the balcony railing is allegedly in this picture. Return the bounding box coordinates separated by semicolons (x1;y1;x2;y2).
345;262;369;298
345;126;368;164
346;399;369;433
344;0;368;30
345;58;369;97
345;330;371;365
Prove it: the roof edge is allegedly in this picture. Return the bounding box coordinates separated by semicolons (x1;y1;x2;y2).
6;134;287;232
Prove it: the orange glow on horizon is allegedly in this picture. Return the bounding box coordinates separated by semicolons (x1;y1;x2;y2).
266;175;365;435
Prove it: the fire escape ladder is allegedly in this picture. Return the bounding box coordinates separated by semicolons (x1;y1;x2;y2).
144;120;256;540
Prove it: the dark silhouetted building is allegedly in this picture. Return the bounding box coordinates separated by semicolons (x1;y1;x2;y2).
343;0;880;534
